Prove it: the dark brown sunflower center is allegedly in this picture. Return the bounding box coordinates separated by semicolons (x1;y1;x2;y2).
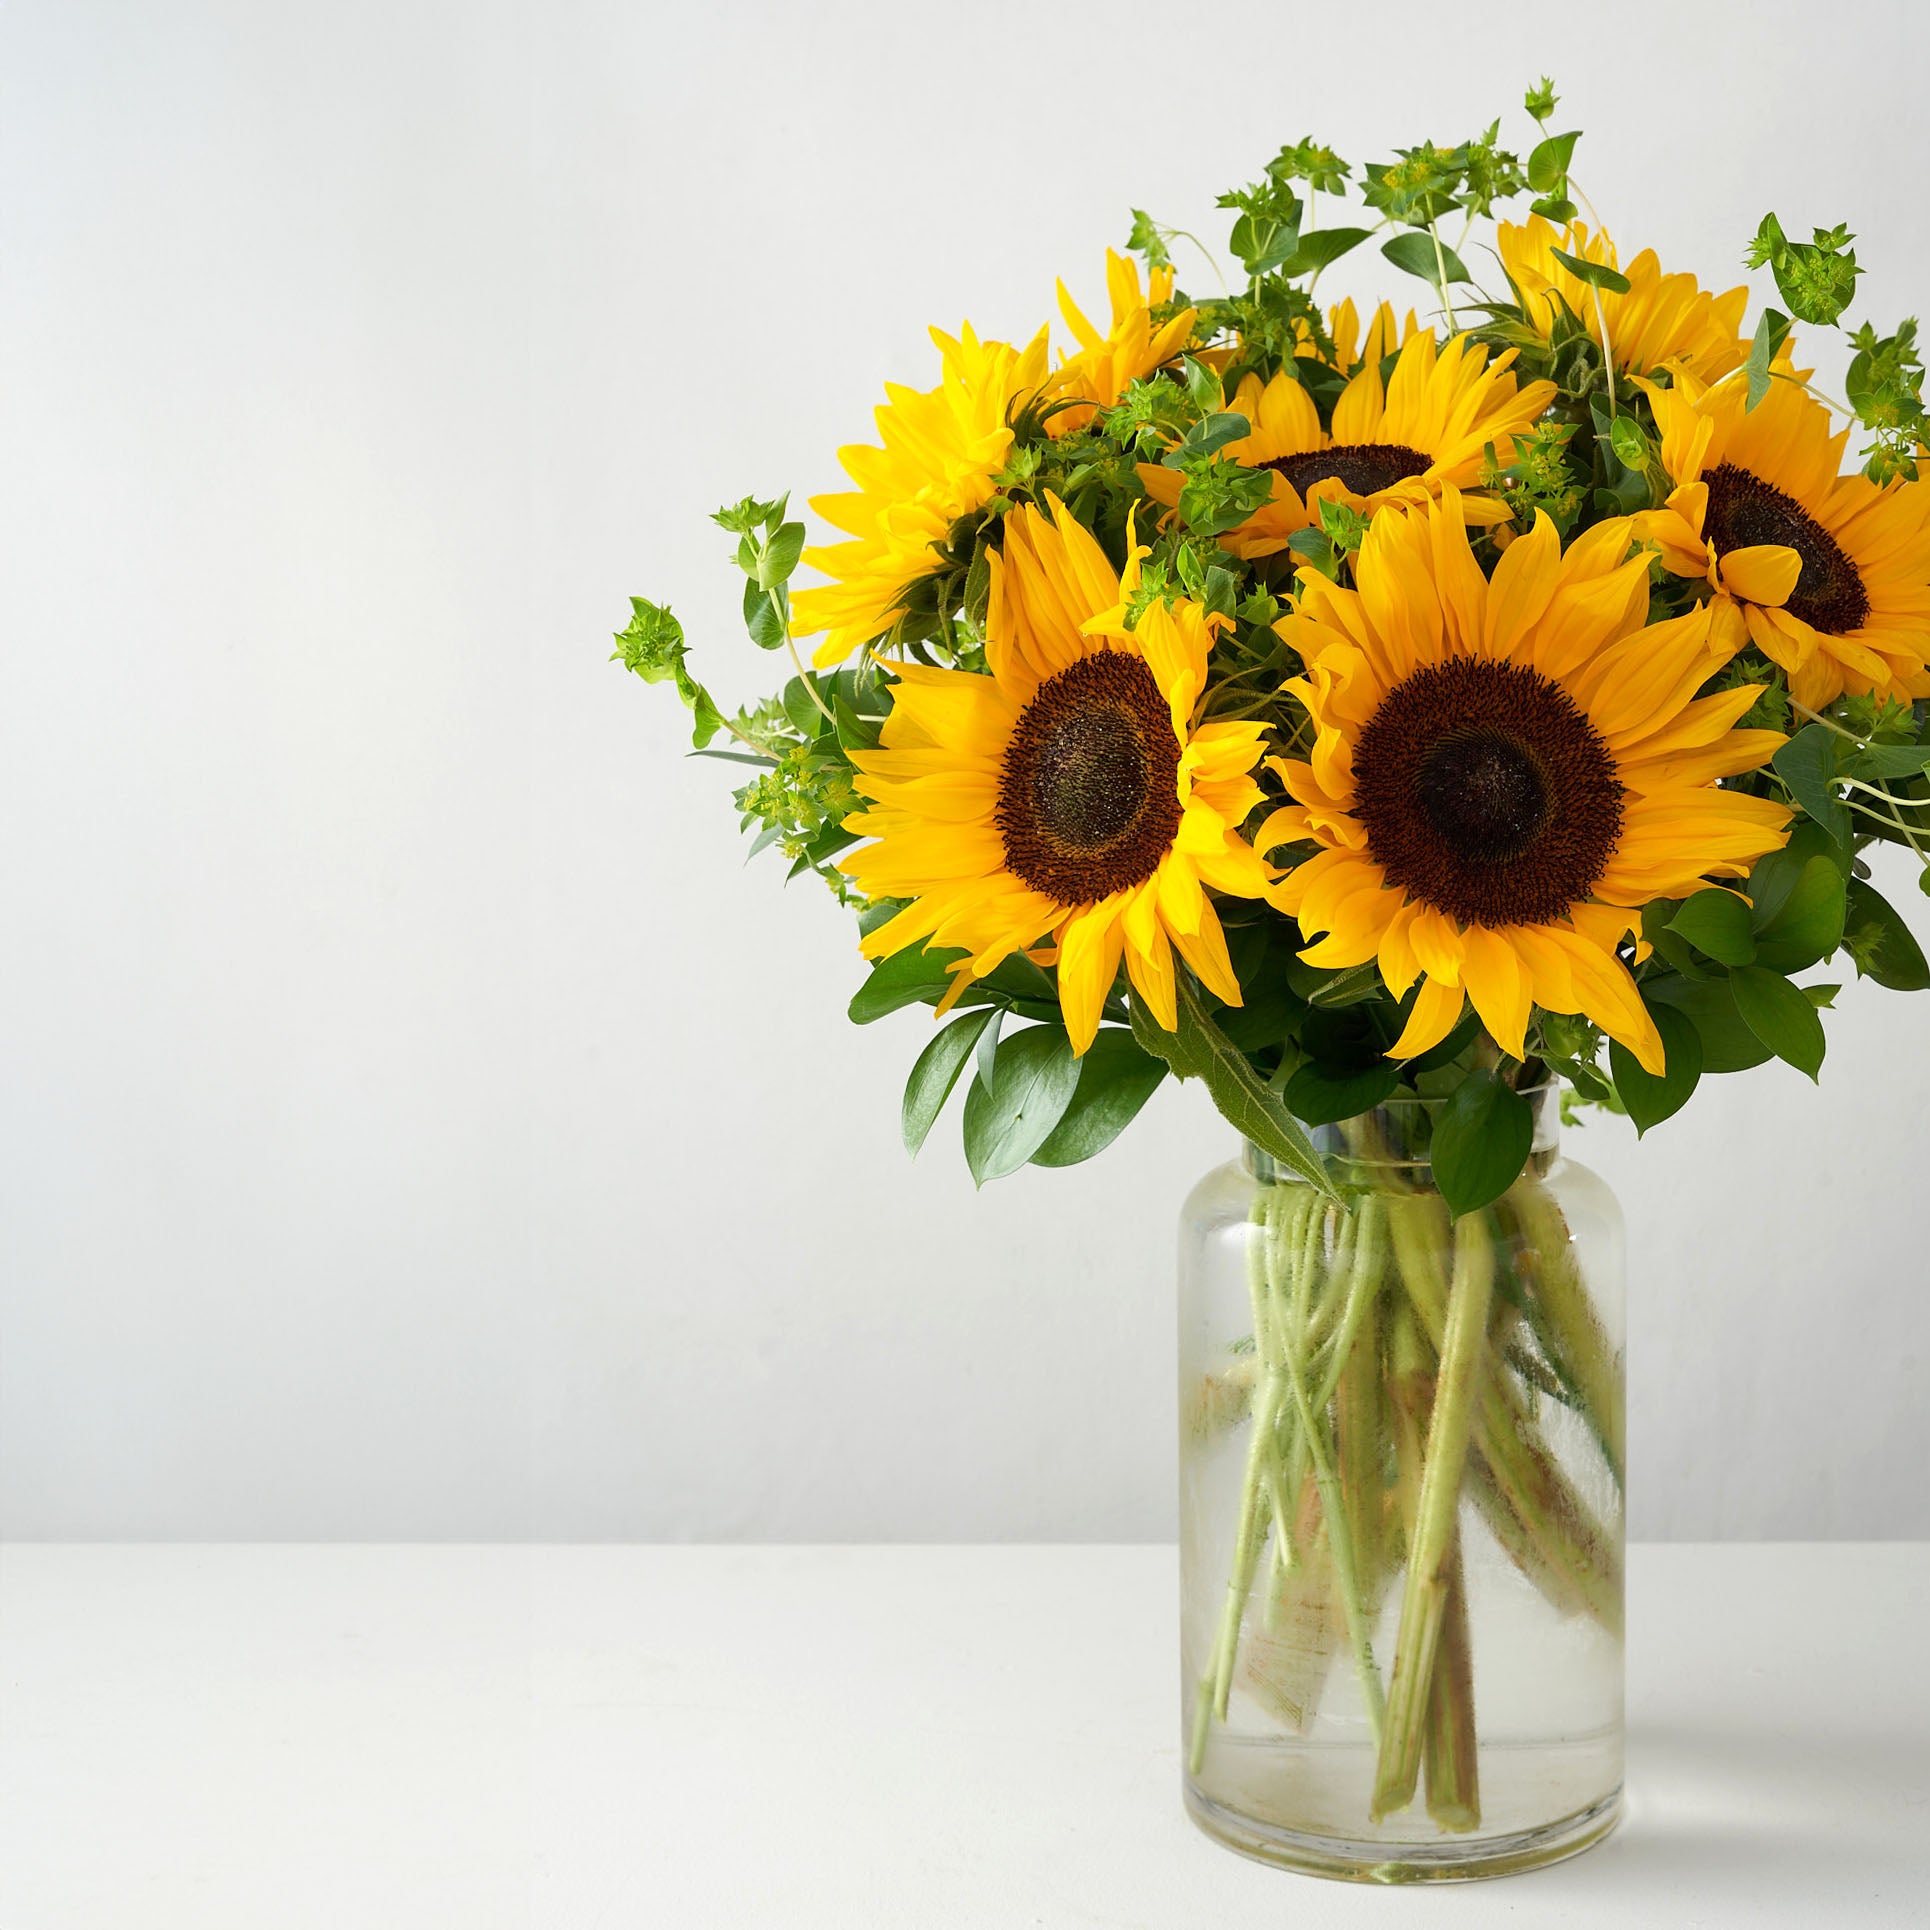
1702;461;1870;634
1351;658;1623;928
997;651;1183;906
1262;443;1432;498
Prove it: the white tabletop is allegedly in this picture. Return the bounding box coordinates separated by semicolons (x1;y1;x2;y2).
1;1543;1925;1927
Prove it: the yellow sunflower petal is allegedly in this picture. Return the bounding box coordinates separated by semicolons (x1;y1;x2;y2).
1459;926;1532;1062
1057;899;1128;1054
1717;543;1802;606
1386;976;1466;1060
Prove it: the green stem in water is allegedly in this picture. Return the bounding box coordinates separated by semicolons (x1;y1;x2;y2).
1270;1194;1387;1746
1504;1185;1624;1487
1422;1526;1481;1832
1336;1267;1385;1616
1373;1206;1496;1820
1385;1295;1477;1826
1389;1192;1623;1634
1245;1188;1299;1593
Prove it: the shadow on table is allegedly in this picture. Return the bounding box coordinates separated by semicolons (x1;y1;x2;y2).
1573;1719;1929;1908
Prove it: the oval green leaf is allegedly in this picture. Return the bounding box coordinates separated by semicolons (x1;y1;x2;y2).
1551;246;1631;294
1381;230;1473;288
1668;888;1757;966
962;1024;1082;1185
1752;856;1846;973
1646;974;1773;1073
1030;1030;1168;1168
901;1009;996;1157
848;943;968;1024
1430;1069;1534;1220
1609;1001;1703;1134
1729;965;1827;1080
1844;877;1930;990
1285;1059;1401;1128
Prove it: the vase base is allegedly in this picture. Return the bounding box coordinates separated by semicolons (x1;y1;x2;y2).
1182;1779;1622;1884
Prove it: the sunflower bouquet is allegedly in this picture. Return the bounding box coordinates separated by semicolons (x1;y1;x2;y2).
613;82;1930;1874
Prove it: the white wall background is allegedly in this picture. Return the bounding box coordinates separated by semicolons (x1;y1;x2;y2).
4;0;1926;1542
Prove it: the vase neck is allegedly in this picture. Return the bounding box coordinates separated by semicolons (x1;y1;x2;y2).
1243;1083;1561;1185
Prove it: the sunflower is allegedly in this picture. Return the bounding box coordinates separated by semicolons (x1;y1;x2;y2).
1046;249;1197;435
841;497;1276;1051
1138;332;1556;559
1634;368;1930;709
1496;215;1749;380
1258;491;1792;1072
790;323;1052;669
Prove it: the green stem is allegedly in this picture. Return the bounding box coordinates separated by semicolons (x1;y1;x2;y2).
1247;1191;1298;1583
1389;1193;1622;1633
1504;1185;1624;1486
1313;1196;1387;1414
1278;1275;1386;1745
1428;218;1460;331
1336;1273;1385;1614
1422;1527;1481;1832
1372;1207;1495;1820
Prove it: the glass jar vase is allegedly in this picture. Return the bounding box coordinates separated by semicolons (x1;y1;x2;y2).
1177;1088;1625;1882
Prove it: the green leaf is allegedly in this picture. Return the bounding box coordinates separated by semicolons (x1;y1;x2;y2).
1551;247;1631;294
755;521;807;590
1668;888;1757;966
833;693;881;753
1277;226;1374;276
1773;723;1851;845
1430;1069;1534;1219
1298;958;1388;1008
780;677;823;738
1125;208;1173;271
1747;818;1847;929
1129;976;1335;1196
1216;982;1307;1054
901;1009;997;1156
1381;230;1473;287
1161;411;1251;467
744;577;788;650
1030;1031;1168;1168
848;943;966;1024
974;1004;1005;1093
1607;412;1652;474
1527;130;1579;193
1175;455;1274;538
1846;742;1930;781
1843;877;1930;990
962;1025;1081;1184
1298;999;1395;1069
1284;1059;1401;1127
1180;356;1224;413
1729;965;1827;1079
1646;974;1773;1073
1743;305;1794;412
1609;1001;1702;1134
1751;855;1846;973
675;663;724;749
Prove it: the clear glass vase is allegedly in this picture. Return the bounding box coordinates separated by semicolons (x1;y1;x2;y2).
1177;1088;1625;1882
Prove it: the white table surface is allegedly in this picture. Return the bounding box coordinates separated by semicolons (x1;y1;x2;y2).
0;1544;1925;1928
